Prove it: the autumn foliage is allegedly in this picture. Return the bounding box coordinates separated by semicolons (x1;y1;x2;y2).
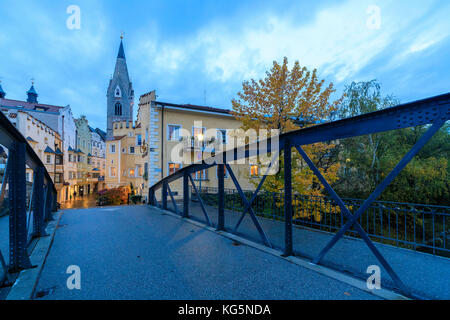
231;57;343;202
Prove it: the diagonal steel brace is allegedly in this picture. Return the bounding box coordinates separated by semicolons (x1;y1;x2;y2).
234;153;279;232
225;164;272;248
167;184;180;215
188;173;212;226
295;120;444;295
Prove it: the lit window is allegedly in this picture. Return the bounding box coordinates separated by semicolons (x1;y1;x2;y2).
195;169;208;181
129;169;135;177
110;167;116;177
168;125;181;141
168;163;181;175
250;165;259;177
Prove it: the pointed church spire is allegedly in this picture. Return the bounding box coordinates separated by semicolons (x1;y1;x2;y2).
117;33;126;60
27;79;38;103
0;81;5;99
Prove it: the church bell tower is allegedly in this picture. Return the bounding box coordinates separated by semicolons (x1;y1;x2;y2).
106;35;134;138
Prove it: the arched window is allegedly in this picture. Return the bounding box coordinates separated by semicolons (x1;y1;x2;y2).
115;102;122;116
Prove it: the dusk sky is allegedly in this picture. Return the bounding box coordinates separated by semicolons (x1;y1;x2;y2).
0;0;449;130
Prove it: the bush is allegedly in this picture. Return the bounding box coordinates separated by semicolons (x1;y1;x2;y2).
96;186;131;206
130;195;142;204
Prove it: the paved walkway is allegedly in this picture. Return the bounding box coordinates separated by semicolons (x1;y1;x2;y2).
35;205;379;300
184;201;450;299
61;194;98;209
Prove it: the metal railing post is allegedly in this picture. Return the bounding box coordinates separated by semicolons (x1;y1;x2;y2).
217;164;225;231
32;166;46;237
162;181;168;210
283;138;293;257
8;141;32;271
183;172;189;218
148;188;154;206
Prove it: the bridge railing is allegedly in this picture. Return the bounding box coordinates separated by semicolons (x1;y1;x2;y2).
148;92;450;297
0;111;58;286
195;186;450;257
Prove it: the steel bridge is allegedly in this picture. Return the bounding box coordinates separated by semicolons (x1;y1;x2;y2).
0;92;449;299
148;92;450;299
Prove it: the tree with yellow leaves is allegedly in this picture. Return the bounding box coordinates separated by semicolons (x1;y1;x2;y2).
231;57;342;207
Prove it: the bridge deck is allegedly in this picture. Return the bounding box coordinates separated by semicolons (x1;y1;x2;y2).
186;202;450;300
34;205;379;300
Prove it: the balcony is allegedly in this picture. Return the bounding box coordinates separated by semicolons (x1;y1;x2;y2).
181;136;215;152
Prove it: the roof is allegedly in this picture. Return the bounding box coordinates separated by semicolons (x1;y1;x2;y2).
107;135;126;141
76;149;84;154
55;147;63;155
27;85;37;95
154;101;232;116
117;40;126;59
44;146;55;154
68;146;75;152
95;128;106;141
0;98;64;113
26;136;37;143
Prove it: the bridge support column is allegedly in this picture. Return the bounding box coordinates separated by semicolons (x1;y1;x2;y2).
183;172;189;218
217;164;225;231
8;141;32;272
162;181;168;210
32;166;47;238
283;138;293;257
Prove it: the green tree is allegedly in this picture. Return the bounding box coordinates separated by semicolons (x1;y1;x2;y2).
334;80;450;205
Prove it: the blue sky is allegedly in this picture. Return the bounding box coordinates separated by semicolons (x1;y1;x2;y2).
0;0;449;130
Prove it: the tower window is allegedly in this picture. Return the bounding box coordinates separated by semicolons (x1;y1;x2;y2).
115;102;122;116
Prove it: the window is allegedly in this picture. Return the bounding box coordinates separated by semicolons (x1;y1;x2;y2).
110;144;116;153
115;102;122;116
69;154;72;162
216;165;228;178
26;172;30;182
129;146;135;154
168;125;181;141
110;167;116;177
55;173;62;183
56;155;63;165
136;134;142;146
46;155;51;164
168;163;181;175
129;168;135;177
217;129;227;145
195;169;208;181
115;85;121;98
250;165;259;177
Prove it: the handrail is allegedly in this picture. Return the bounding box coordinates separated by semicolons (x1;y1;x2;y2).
0;109;58;278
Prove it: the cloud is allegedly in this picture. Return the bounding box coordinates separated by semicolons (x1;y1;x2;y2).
132;0;449;88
